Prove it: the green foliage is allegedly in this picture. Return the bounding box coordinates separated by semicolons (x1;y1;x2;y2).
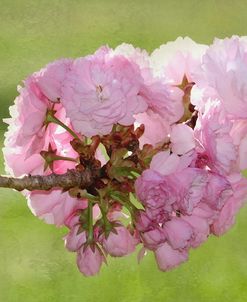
1;1;247;301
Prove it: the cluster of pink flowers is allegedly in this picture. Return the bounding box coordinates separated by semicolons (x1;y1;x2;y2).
3;36;247;276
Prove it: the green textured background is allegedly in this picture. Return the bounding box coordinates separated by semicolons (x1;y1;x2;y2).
0;1;247;301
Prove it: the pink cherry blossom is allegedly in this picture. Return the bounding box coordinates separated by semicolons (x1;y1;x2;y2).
181;212;210;248
141;227;166;250
203;172;232;210
3;39;247;277
135;169;178;212
134;111;170;147
77;246;104;277
3;78;50;176
194;100;237;175
154;242;188;271
164;217;193;250
197;36;247;118
114;43;150;75
61;46;147;137
151;37;207;84
150;151;194;176
150;151;181;175
101;226;137;257
170;124;195;155
3;68;77;177
114;43;184;146
64;226;87;252
136;151;207;216
230;120;247;171
35;59;72;102
27;190;88;227
212;174;247;236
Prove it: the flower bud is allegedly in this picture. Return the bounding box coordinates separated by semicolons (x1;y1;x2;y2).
77;246;104;276
102;226;136;257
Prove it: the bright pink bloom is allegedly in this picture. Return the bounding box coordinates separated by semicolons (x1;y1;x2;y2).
135;169;178;212
36;59;72;102
115;42;184;124
197;36;247;118
141;227;166;250
4;77;50;176
181;212;210;248
134;83;183;148
102;226;136;257
61;46;147;137
136;151;207;215
203;173;232;210
194;100;237;175
150;151;194;176
212;174;247;236
64;227;87;252
114;43;184;147
230;120;247;171
135;111;170;147
154;242;188;271
164;217;193;249
135;210;153;232
151;37;207;84
114;43;150;75
150;151;181;175
28;190;87;227
77;246;104;277
4;69;77;177
170;124;195;155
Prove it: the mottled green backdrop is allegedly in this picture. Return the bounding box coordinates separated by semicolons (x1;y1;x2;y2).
0;1;247;301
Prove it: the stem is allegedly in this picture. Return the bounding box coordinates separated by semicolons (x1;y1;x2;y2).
87;201;94;243
99;203;109;228
52;155;78;163
45;111;81;141
109;192;137;222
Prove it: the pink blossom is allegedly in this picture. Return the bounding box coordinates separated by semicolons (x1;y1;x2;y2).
150;151;181;175
192;202;218;224
150;151;194;176
164;217;193;249
141;227;166;250
114;43;184;146
176;168;208;214
230;120;247;171
154;242;188;271
151;37;207;84
181;213;210;248
3;70;77;177
212;175;247;236
27;190;87;227
203;173;232;210
135;210;153;232
77;246;104;276
135;80;184;126
114;43;150;76
101;226;136;257
136;152;207;215
151;152;207;213
134;111;170;147
197;36;247;118
135;169;178;212
194;100;237;175
3;78;49;176
61;46;147;137
35;59;72;102
170;124;195;155
64;226;87;252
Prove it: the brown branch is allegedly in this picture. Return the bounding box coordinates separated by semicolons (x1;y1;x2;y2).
0;169;95;192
